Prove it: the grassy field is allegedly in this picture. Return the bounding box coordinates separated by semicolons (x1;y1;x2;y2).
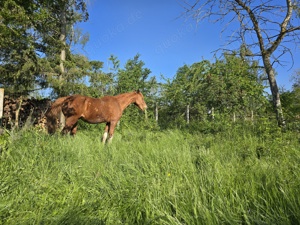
0;124;299;224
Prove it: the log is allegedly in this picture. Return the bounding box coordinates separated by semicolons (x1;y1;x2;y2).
1;96;51;130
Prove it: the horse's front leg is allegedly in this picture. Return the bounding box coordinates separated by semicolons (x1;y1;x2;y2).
61;126;70;135
102;123;109;144
62;116;79;136
70;122;78;136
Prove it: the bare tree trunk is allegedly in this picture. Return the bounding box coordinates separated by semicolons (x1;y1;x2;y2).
15;98;22;128
59;8;66;93
263;56;286;127
155;102;158;122
186;104;190;124
59;8;67;128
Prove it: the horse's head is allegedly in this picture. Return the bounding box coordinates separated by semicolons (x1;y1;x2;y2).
134;90;147;111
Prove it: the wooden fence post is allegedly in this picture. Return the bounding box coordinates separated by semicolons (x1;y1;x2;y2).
0;88;4;121
211;107;215;120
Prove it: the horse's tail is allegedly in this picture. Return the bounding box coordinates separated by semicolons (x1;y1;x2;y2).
46;96;69;134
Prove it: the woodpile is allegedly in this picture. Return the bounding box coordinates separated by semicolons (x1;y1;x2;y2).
1;96;51;130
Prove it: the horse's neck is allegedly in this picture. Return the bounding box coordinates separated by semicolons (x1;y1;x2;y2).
115;92;136;111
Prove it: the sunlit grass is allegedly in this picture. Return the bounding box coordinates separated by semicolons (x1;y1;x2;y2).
0;126;299;224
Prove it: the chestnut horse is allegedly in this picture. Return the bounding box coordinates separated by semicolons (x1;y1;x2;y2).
46;91;147;143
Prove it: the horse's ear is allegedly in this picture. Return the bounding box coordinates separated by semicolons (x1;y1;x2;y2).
136;89;140;93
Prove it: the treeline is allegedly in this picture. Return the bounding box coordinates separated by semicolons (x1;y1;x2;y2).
158;54;300;130
2;51;300;130
1;0;299;130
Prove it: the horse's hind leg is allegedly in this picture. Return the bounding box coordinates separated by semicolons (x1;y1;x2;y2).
102;123;109;143
107;121;118;144
61;116;79;135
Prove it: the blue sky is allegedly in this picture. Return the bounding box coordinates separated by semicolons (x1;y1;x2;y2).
77;0;300;90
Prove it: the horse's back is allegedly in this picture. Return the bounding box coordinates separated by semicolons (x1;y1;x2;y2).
79;95;122;123
91;96;122;116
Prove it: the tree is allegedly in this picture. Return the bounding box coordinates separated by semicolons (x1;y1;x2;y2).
0;0;45;95
116;54;151;93
161;61;211;125
88;60;108;97
38;0;89;97
183;0;300;126
115;54;155;127
161;54;265;127
281;69;300;122
105;54;120;95
209;53;266;119
0;0;90;97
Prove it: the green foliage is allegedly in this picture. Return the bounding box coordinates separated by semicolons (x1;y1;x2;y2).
88;60;111;97
0;129;10;154
116;54;151;93
280;71;300;128
159;53;267;128
0;0;93;97
0;0;42;95
209;53;266;114
0;126;299;224
39;0;91;97
114;54;158;127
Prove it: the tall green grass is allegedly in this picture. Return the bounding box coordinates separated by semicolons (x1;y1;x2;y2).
0;125;299;224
